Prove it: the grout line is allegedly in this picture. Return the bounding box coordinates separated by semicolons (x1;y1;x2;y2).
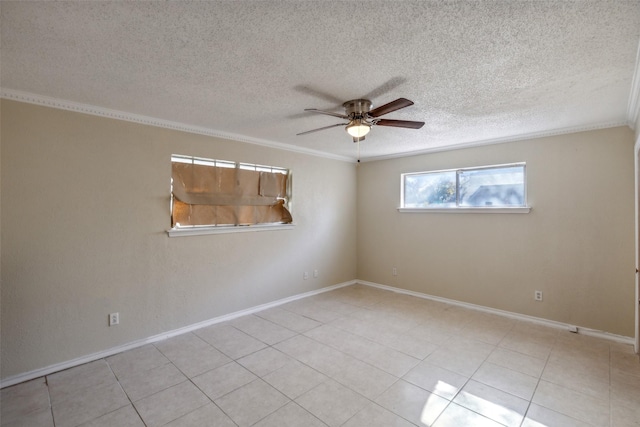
104;358;148;427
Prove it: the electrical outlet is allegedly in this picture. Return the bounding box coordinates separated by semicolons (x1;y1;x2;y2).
109;312;119;326
392;267;397;276
303;271;309;280
313;269;319;278
534;291;543;301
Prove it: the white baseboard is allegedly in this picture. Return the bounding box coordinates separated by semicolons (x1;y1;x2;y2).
3;278;633;388
0;280;356;389
358;280;634;345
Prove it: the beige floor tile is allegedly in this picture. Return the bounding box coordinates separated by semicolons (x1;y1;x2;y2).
304;324;420;377
348;306;418;334
328;284;392;308
541;360;610;400
47;360;117;405
557;331;611;353
405;321;455;346
432;403;505;427
296;379;369;427
163;403;236;427
1;407;54;427
304;324;378;357
377;293;440;316
499;324;557;360
383;333;441;360
314;298;362;317
214;379;289;427
403;361;468;400
548;341;610;370
255;307;322;333
78;405;144;427
611;347;640;378
333;357;398;400
425;338;494;377
510;321;561;342
611;399;640;427
611;369;640;409
154;333;231;378
229;314;298;345
7;284;637;427
328;313;380;337
375;379;449;426
237;347;293;377
279;299;344;323
521;403;592;427
486;347;546;378
194;324;267;359
51;382;129;427
117;362;187;401
365;344;422;377
453;380;528;427
274;335;351;378
263;360;328;399
106;344;169;379
191;361;257;400
342;402;415;427
499;334;555;360
133;381;209;427
472;362;538;400
252;401;327;427
0;377;50;424
458;315;515;346
532;380;610;426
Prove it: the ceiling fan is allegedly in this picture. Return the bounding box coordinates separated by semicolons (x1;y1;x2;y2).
297;98;425;142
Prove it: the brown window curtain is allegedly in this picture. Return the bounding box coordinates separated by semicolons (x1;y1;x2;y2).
171;161;292;227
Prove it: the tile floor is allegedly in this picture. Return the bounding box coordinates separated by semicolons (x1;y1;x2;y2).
2;284;640;427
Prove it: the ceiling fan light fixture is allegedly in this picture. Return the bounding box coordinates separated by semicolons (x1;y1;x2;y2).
346;119;371;138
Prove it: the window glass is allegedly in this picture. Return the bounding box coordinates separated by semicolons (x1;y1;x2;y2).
403;171;456;208
458;165;525;207
402;163;526;209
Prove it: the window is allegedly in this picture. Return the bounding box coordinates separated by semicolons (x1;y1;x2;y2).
170;155;292;233
401;163;528;211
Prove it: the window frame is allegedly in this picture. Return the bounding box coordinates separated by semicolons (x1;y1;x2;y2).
168;154;295;237
399;162;531;214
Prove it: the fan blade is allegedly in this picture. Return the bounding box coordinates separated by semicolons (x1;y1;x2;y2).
361;77;407;101
297;123;348;136
294;85;344;105
368;98;414;117
304;108;349;119
375;119;425;129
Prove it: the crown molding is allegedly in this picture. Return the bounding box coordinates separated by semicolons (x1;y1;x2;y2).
361;120;629;163
2;88;633;164
627;40;640;130
0;89;354;163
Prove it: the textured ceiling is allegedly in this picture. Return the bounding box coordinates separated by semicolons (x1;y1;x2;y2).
2;1;640;161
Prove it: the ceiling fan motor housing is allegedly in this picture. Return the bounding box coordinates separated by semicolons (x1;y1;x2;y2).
343;99;372;118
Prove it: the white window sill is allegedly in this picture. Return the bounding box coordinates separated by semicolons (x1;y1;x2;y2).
398;207;531;214
167;223;296;237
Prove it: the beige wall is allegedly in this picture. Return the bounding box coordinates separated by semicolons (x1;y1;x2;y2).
357;127;636;337
1;99;636;382
0;100;357;380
